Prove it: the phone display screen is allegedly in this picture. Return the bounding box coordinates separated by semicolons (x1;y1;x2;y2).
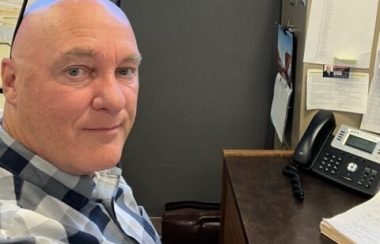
345;135;376;154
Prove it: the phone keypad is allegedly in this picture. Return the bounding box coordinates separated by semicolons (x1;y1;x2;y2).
316;152;343;175
313;146;380;196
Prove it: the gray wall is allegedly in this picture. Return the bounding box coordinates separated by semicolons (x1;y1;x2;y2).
120;0;281;216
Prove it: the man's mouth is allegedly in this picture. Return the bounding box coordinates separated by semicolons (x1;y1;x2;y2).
84;124;121;133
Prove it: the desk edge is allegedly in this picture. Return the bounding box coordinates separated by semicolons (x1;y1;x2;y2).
223;149;294;157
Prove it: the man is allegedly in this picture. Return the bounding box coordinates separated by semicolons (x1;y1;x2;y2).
0;0;160;243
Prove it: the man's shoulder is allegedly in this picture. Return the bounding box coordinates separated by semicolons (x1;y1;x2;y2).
0;196;67;243
0;166;54;209
0;167;76;243
0;167;52;241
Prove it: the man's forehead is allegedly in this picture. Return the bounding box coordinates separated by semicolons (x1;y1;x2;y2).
60;47;142;62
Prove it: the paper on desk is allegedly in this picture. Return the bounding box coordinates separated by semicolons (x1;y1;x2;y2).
320;192;380;244
270;73;292;143
306;69;369;114
304;0;378;68
361;34;380;134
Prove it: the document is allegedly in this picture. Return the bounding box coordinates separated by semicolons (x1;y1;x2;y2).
270;73;292;143
306;69;369;114
320;192;380;244
304;0;378;68
361;75;380;133
361;34;380;134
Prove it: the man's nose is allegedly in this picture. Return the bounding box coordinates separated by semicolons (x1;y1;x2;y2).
91;75;126;113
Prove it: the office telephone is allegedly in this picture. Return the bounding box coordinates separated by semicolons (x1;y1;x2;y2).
285;110;380;200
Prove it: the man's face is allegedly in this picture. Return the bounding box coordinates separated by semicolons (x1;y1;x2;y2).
6;2;140;175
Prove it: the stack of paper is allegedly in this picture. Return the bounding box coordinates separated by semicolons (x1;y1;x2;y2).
320;192;380;244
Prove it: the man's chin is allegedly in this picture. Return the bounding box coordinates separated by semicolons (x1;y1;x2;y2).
72;151;122;175
74;160;120;175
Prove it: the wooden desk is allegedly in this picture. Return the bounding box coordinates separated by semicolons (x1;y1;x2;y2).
220;150;367;244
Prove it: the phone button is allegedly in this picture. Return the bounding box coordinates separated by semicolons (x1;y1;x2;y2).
347;162;358;172
341;176;353;182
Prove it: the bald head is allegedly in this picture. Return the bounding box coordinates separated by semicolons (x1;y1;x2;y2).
25;0;124;15
11;0;133;59
24;0;127;22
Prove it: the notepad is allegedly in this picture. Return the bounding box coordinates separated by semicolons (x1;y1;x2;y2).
320;192;380;244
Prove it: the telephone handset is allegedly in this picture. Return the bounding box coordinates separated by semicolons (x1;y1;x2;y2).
294;110;336;170
286;110;380;199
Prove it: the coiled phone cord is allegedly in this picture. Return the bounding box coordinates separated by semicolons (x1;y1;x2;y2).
282;164;304;201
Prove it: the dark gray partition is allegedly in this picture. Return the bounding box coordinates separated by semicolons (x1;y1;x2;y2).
120;0;281;216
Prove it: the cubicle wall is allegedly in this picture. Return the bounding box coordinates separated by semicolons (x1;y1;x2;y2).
120;0;281;215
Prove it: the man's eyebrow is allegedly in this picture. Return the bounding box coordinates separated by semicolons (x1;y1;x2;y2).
62;48;98;58
61;49;142;63
123;54;143;65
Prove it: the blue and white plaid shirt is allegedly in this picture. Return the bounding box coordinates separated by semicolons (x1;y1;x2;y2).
0;125;161;244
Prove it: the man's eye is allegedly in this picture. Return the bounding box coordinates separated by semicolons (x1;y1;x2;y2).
66;67;85;77
117;67;136;78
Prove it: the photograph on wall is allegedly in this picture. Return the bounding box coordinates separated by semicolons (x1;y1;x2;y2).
322;64;350;78
276;25;294;89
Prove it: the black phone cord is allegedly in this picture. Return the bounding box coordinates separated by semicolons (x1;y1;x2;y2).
282;164;304;201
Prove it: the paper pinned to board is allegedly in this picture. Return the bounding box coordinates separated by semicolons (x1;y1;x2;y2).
0;0;22;44
360;33;380;134
270;73;293;143
304;0;378;68
306;69;369;114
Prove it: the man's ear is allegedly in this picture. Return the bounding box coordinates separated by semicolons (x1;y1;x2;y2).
1;58;17;106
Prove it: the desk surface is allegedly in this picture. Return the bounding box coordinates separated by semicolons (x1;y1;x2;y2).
222;150;367;244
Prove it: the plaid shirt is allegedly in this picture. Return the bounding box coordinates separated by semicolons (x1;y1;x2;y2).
0;126;161;244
